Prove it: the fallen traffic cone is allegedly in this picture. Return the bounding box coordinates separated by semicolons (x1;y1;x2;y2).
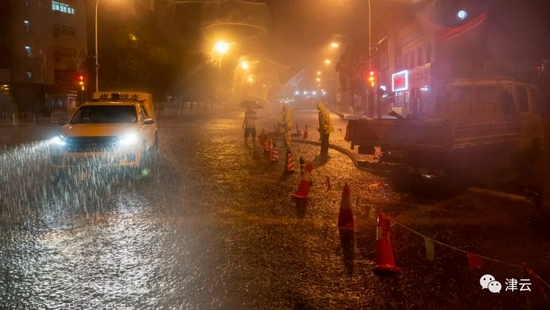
337;183;354;230
326;176;332;191
373;212;401;273
271;142;279;162
284;149;295;173
292;162;313;199
303;125;309;139
296;124;302;136
523;263;550;310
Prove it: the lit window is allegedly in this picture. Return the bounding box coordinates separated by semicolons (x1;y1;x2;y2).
24;20;30;33
25;46;32;59
52;1;75;14
26;71;32;80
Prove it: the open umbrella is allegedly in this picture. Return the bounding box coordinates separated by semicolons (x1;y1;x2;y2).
239;100;264;109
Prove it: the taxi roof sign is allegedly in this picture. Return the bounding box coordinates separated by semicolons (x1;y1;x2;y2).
92;92;146;102
92;91;156;117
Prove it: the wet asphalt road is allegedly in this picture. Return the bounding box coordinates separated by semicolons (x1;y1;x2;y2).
0;107;549;309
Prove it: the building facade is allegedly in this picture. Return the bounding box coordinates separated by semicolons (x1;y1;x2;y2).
0;0;87;113
365;0;547;118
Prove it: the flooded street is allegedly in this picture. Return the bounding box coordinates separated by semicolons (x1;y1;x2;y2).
1;109;549;309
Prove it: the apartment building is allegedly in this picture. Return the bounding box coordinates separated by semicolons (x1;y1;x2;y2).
0;0;87;113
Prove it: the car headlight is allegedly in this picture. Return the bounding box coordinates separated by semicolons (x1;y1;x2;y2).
51;135;66;146
118;133;139;145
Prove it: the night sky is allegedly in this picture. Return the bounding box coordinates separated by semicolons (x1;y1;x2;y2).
150;0;550;87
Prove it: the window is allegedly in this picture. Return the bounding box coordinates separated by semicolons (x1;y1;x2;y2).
24;20;30;33
140;105;149;117
26;71;32;80
450;86;473;103
409;52;415;69
426;44;432;63
53;24;74;37
475;86;499;103
25;46;32;59
517;87;529;112
54;46;76;61
51;1;75;14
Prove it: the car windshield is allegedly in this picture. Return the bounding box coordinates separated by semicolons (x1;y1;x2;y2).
69;105;137;124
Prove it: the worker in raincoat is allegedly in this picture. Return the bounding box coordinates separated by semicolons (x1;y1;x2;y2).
317;102;333;155
282;104;294;148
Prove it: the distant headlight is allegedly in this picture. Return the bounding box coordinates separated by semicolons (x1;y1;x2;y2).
118;133;139;145
51;135;66;146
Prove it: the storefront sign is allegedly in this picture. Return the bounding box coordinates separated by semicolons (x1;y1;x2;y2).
392;70;409;92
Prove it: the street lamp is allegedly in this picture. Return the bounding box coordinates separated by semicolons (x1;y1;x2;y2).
213;41;230;55
212;41;231;69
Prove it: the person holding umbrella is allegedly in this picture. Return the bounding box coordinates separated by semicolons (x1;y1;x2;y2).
242;107;258;146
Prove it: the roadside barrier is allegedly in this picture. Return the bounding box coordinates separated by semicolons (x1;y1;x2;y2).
0;111;37;126
271;142;279;162
51;111;67;124
284;149;295;173
263;137;270;153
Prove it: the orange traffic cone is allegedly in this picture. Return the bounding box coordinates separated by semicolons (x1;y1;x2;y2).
344;123;350;142
523;263;550;310
271;142;279;162
326;176;332;191
373;212;401;273
263;137;270;153
292;162;313;199
303;125;309;139
337;183;354;230
284;149;295;173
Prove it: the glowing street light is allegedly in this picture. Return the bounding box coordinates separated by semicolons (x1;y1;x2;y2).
213;41;230;55
316;78;321;82
240;61;249;70
247;75;254;83
330;42;339;48
317;71;322;75
325;59;331;65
